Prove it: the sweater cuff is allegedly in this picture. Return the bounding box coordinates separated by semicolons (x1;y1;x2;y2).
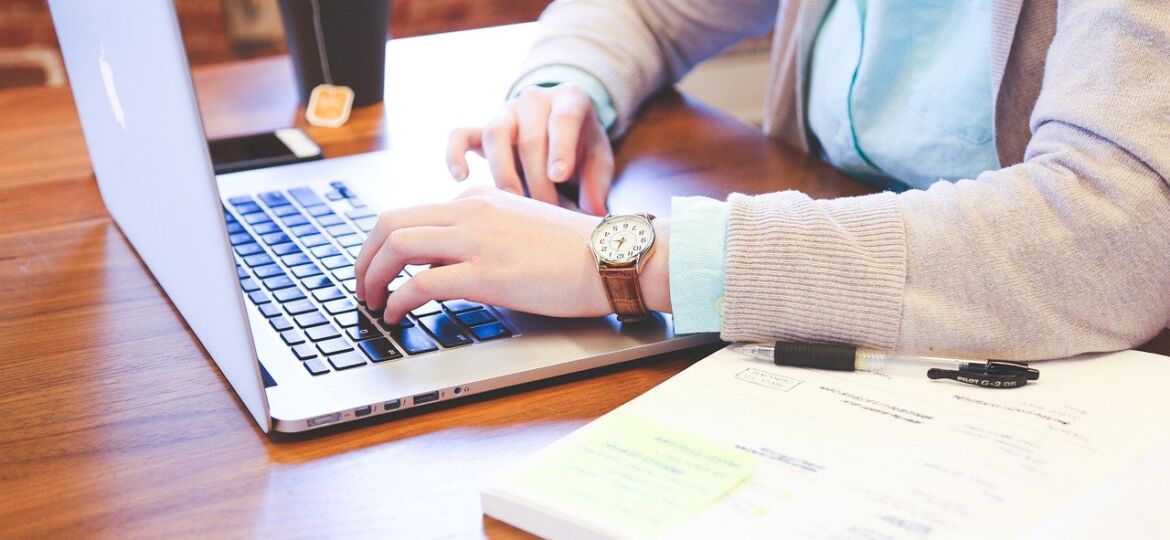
507;65;619;133
721;191;907;349
668;196;729;334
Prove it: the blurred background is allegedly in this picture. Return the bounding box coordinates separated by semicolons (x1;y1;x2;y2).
0;0;771;124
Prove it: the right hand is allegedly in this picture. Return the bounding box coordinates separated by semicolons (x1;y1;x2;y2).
446;83;614;216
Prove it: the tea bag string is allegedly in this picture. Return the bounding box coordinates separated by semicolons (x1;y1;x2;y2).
309;0;333;86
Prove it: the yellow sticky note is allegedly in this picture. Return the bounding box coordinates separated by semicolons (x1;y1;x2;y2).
507;413;758;537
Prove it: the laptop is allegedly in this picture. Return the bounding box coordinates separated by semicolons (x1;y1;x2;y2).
48;0;717;433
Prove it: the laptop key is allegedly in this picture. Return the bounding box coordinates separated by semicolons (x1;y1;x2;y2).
282;214;309;227
331;266;355;281
236;265;248;278
284;301;317;319
234;243;264;257
301;234;329;248
328;351;367;371
271;204;300;217
346;246;362;258
261;232;290;245
358;338;402;362
306;205;333;217
354;215;377;232
294;311;329;328
377;317;414;331
411;300;443;317
334;311;359;328
323;298;356;315
456;309;496;327
342;279;357;293
442;299;483;313
316;214;344;227
291;344;317;360
253;264;284;279
306;324;342;342
346;313;381;341
243;253;273;267
316;338;353;356
281;330;305;345
259;191;291;207
346;208;376;220
470;322;511;341
243;213;271;225
271;242;301;256
418;313;472;348
311;245;341;259
227;195;254;206
240;277;260;293
336;234;363;248
229;232;253;246
321;255;350;270
270;316;293;332
301;275;332;290
389;325;438;355
303;358;330;376
258;303;282;318
263;275;295;291
313;287;345;303
325;222;351;234
227;221;245;235
252;221;282;235
292;264;323;279
288;187;324;207
290;224;319;238
281;253;311;267
233;201;262;215
248;291;271;305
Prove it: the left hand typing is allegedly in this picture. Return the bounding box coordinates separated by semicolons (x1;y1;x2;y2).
355;186;614;324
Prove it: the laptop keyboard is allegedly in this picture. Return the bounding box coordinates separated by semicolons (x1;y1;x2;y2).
224;180;513;377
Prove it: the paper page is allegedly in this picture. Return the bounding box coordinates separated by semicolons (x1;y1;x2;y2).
625;347;1170;539
497;412;758;538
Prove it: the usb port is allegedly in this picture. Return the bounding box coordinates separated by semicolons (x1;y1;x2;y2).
354;405;372;418
384;399;402;411
412;391;440;405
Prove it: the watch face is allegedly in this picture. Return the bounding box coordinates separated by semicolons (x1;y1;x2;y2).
591;215;654;264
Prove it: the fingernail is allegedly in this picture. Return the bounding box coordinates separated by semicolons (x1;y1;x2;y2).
549;160;568;182
450;164;466;180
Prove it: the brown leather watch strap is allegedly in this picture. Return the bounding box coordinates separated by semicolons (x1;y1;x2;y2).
598;265;651;323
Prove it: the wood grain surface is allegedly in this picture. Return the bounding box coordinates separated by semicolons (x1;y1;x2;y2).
1;24;1165;539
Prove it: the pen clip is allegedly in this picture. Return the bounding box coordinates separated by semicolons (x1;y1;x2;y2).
927;361;1040;389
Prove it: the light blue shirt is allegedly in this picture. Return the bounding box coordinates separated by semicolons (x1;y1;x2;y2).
518;0;999;333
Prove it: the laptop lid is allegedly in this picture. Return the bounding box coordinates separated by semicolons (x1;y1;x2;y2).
49;0;271;431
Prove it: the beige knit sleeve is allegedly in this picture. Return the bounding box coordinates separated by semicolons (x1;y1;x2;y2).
721;2;1170;360
515;0;779;136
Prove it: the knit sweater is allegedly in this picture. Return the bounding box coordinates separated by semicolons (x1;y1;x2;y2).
516;0;1170;360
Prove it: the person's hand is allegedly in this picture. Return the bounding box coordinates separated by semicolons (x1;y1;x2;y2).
354;186;671;324
446;83;614;216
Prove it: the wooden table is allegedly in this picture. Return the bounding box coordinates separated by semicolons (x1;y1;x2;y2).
2;24;1166;538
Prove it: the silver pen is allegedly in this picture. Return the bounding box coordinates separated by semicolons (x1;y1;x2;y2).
735;342;1039;388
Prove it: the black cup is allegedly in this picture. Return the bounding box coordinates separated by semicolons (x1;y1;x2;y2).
278;0;390;108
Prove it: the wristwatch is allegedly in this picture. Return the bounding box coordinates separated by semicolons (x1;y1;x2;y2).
588;213;657;323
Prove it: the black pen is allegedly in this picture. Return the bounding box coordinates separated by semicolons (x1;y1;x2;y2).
735;342;1039;388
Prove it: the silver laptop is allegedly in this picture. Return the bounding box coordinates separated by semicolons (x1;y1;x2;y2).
49;0;716;433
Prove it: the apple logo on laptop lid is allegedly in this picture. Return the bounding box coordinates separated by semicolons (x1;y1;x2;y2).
98;45;126;129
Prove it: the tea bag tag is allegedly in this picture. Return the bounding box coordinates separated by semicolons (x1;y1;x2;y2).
305;83;354;128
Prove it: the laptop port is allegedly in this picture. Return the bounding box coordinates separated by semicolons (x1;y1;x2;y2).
307;412;340;427
384;399;402;411
412;391;440;405
354;405;372;418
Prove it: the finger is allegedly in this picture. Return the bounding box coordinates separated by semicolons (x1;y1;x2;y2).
382;263;474;324
480;109;525;196
546;88;592;183
446;127;483;180
355;205;462;302
514;98;559;206
578;123;615;216
362;226;466;311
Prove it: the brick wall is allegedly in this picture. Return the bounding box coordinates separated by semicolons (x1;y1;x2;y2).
0;0;550;89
